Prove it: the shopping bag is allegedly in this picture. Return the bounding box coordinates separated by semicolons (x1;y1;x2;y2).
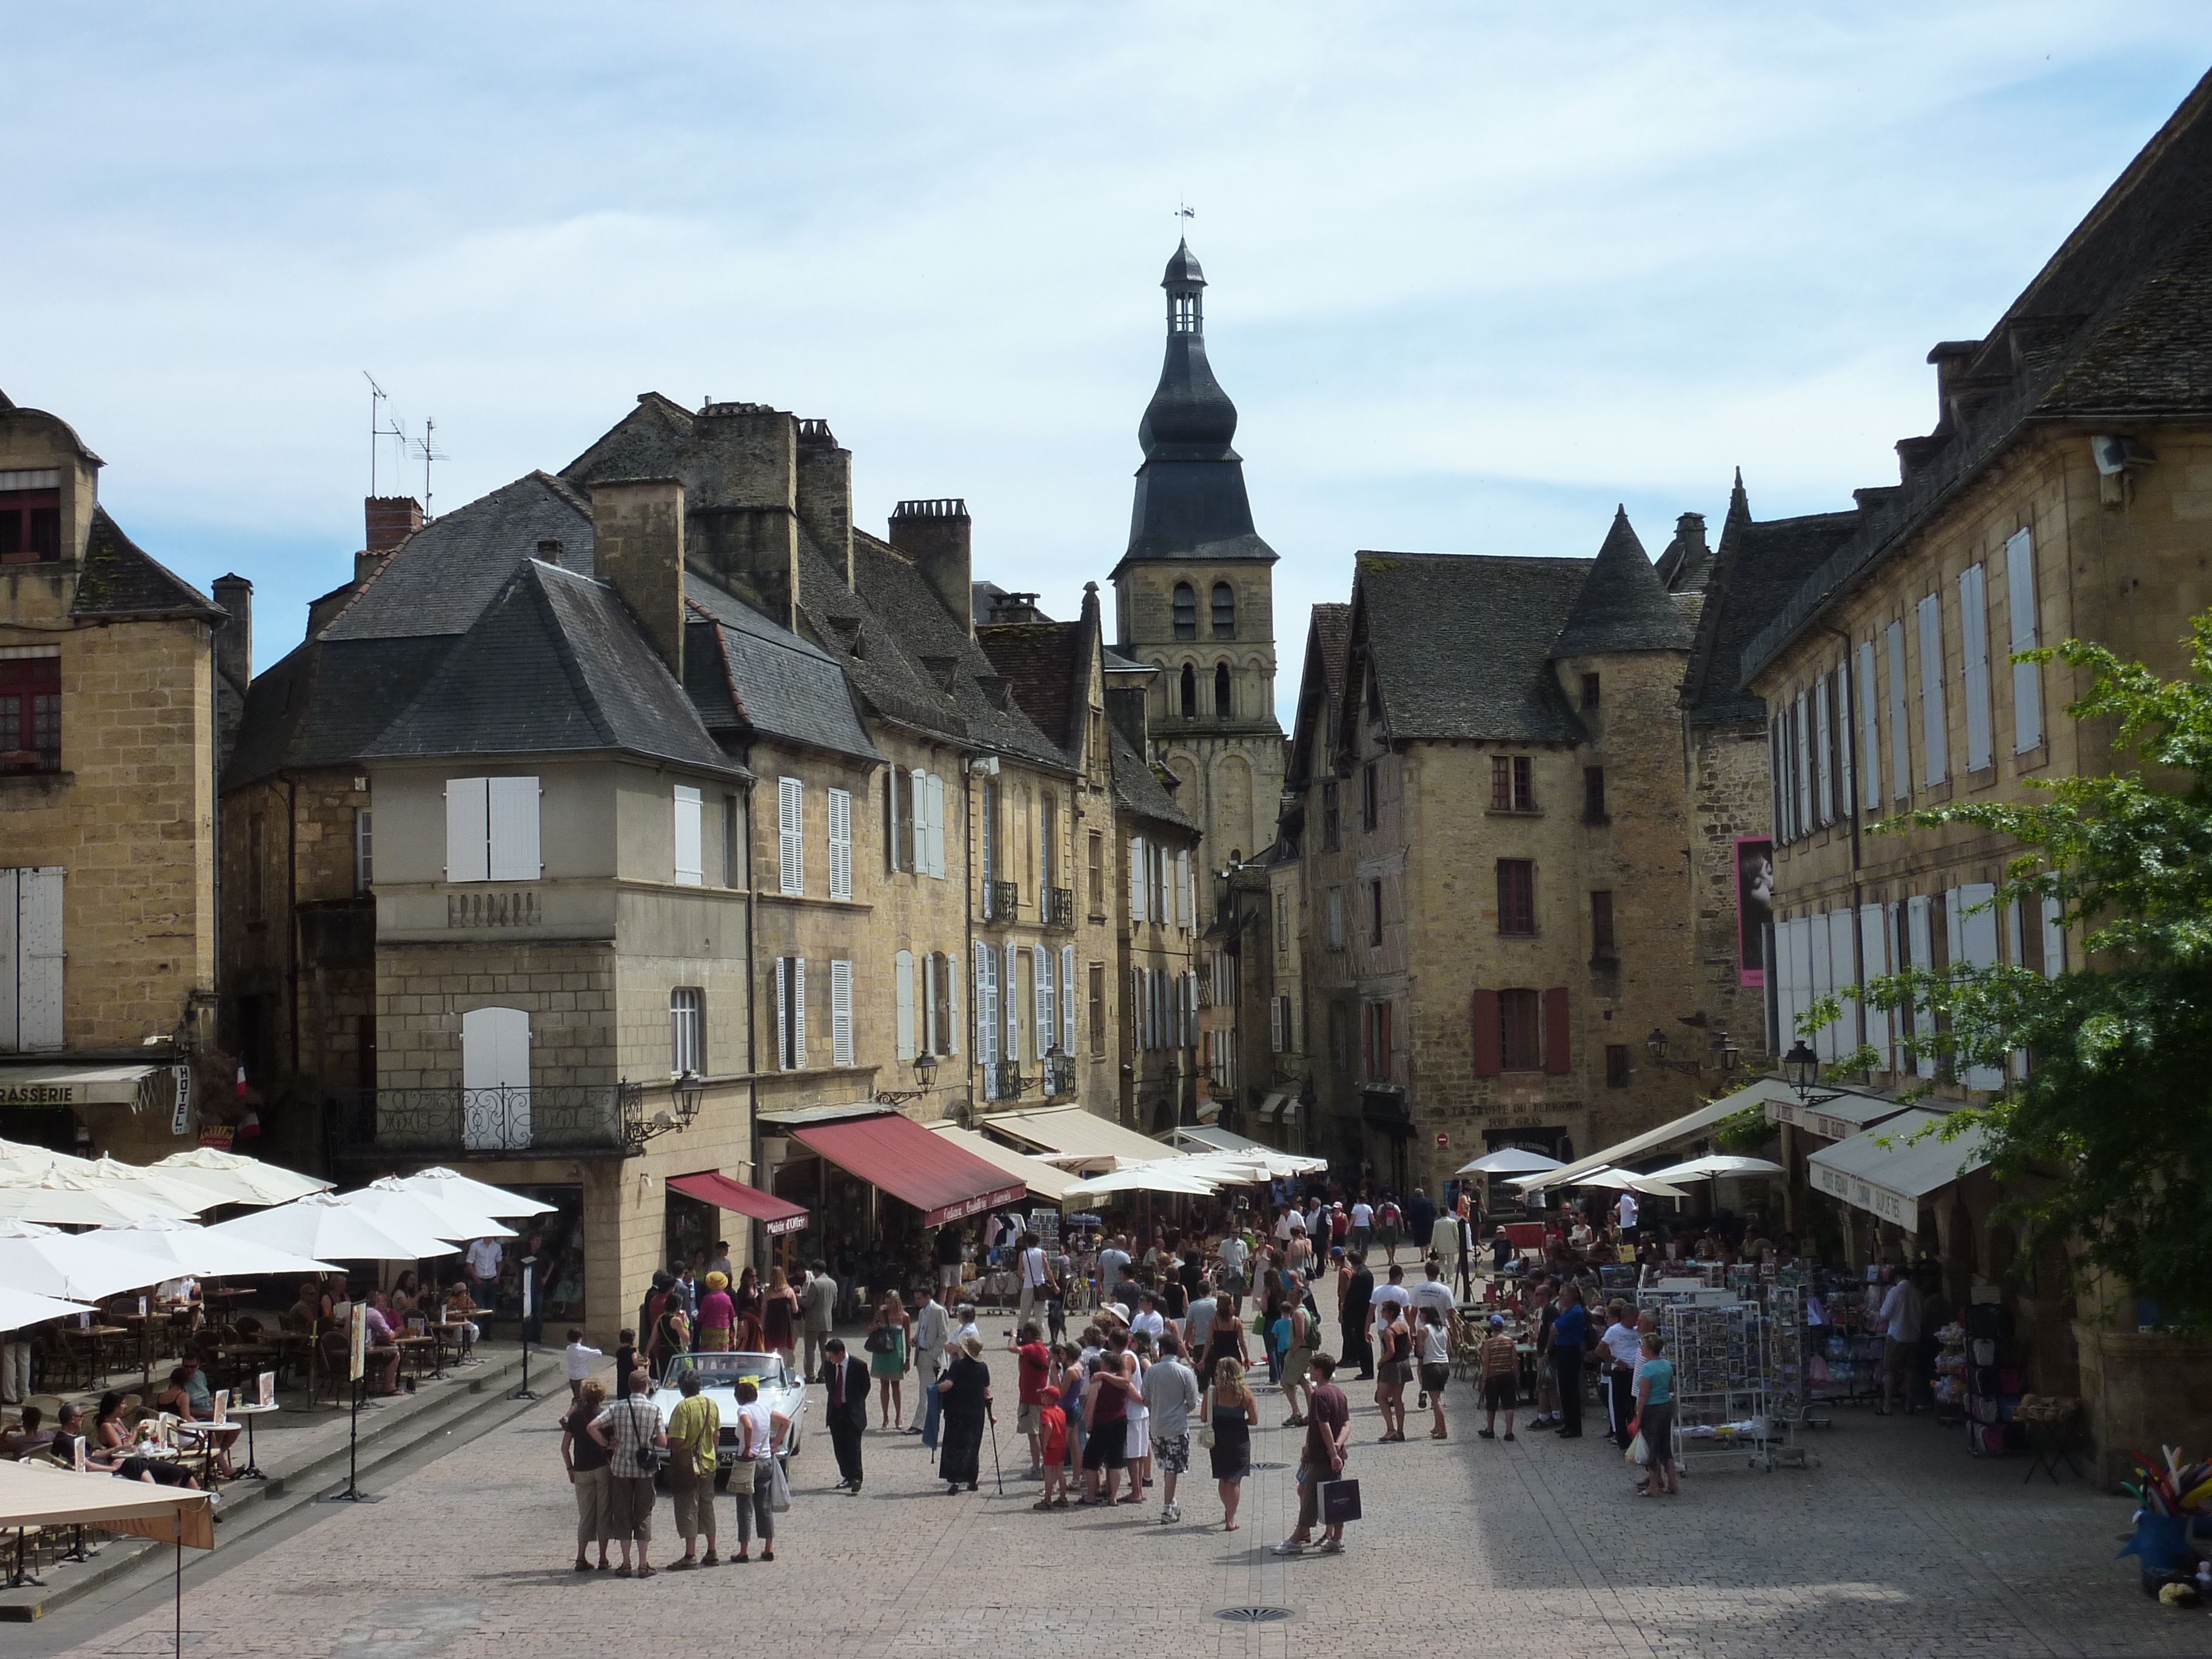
766;1457;792;1513
1319;1477;1361;1526
1625;1432;1646;1466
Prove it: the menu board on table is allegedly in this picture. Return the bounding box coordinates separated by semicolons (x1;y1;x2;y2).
213;1389;228;1427
258;1370;276;1408
138;1295;149;1318
73;1435;86;1472
348;1302;367;1382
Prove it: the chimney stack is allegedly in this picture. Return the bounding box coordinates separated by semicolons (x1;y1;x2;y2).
365;496;423;555
794;420;853;590
889;498;973;638
211;573;252;694
591;478;687;679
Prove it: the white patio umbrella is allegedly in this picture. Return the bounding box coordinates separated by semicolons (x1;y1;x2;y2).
91;1215;338;1281
391;1167;554;1219
0;1285;95;1330
209;1191;458;1262
0;1139;97;1177
1643;1154;1786;1183
0;1169;197;1228
0;1220;184;1301
345;1178;515;1244
1457;1147;1565;1176
152;1147;332;1207
1149;1154;1272;1187
79;1158;219;1217
1567;1167;1692;1201
1062;1166;1221;1199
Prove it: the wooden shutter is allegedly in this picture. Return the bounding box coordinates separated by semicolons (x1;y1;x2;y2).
0;868;16;1050
1176;850;1191;925
1885;621;1910;802
778;776;804;895
673;786;703;886
2006;528;2042;752
1035;946;1054;1056
1906;896;1934;1077
791;957;808;1067
1270;994;1284;1053
774;958;789;1070
1917;595;1947;784
925;773;945;877
901;768;919;873
1061;944;1076;1054
1859;902;1891;1068
1960;565;1992;771
1004;942;1021;1062
1813;675;1834;823
1471;988;1500;1077
895;951;916;1061
885;769;902;873
831;959;854;1068
444;777;489;882
18;866;63;1051
946;950;960;1054
1129;836;1146;921
974;942;997;1076
1857;639;1881;810
1541;987;1570;1075
486;777;540;880
828;788;853;900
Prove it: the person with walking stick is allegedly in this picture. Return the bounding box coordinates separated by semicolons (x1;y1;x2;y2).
934;1333;993;1495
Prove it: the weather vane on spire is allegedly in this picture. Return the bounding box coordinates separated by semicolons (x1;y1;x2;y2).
1175;201;1195;230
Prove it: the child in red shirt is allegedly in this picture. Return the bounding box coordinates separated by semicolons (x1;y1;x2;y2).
1034;1402;1068;1509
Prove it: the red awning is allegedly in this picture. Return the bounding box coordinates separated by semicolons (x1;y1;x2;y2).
668;1171;811;1237
789;1114;1028;1228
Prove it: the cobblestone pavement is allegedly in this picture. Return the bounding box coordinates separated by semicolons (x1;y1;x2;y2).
37;1286;2206;1659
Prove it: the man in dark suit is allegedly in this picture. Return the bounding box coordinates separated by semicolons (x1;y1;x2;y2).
820;1337;870;1495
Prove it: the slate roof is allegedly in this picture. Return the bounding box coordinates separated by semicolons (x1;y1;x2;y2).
362;560;740;776
1108;718;1198;834
1550;508;1692;656
1349;552;1592;743
221;634;459;791
321;472;591;641
1741;66;2212;683
976;621;1083;749
1285;602;1351;788
1683;475;1858;726
683;577;879;762
69;508;221;620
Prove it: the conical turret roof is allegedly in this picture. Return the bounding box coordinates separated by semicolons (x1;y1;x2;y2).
1550;507;1693;656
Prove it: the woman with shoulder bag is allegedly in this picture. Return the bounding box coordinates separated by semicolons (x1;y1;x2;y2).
560;1378;612;1571
1628;1330;1679;1497
1205;1356;1261;1532
729;1376;790;1562
866;1292;910;1430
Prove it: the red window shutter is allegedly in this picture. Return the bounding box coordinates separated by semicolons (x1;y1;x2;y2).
1472;989;1501;1078
1542;987;1572;1074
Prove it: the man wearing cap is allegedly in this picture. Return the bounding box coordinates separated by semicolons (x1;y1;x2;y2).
1476;1314;1520;1440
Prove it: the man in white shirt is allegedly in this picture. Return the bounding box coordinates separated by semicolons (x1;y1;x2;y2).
1184;1281;1219;1354
1597;1299;1643;1447
910;1289;953;1446
464;1237;503;1296
1214;1233;1250;1297
1349;1199;1375;1255
1129;1289;1167;1346
1407;1265;1457;1409
1879;1272;1925;1415
1367;1261;1413;1344
1274;1207;1298;1245
1614;1190;1639;1235
1140;1331;1203;1523
1096;1236;1133;1305
1017;1232;1051;1333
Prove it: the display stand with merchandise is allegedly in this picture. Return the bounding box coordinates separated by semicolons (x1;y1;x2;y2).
1964;1298;2023;1456
1932;1321;1968;1427
1660;1301;1780;1473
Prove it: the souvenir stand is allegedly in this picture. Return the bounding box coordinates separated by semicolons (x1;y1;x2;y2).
1805;1270;1884;1406
1636;1263;1821;1473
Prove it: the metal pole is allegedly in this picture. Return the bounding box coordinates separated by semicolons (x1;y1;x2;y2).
986;1407;1003;1495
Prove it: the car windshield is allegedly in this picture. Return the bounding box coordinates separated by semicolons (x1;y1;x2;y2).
663;1352;783;1390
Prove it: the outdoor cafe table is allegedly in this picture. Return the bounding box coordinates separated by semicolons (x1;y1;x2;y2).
227;1401;278;1480
73;1325;130;1389
394;1334;438;1381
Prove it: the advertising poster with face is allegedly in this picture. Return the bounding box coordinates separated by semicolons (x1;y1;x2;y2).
1736;836;1774;986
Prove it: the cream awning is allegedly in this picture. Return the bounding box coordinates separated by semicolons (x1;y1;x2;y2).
1763;1086;1914;1143
927;1124;1085;1204
0;1062;158;1109
1806;1109;1991;1234
1517;1076;1799;1191
976;1105;1176;1170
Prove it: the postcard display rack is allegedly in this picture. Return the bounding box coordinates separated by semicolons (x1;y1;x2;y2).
1641;1267;1820;1473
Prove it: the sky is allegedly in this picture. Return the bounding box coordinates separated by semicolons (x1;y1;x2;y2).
8;4;2212;724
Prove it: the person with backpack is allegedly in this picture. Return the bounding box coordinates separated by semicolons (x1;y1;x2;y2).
1376;1196;1404;1265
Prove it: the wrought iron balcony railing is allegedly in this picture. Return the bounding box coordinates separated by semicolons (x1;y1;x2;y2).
984;1059;1025;1102
1043;1053;1076;1097
1046;886;1075;929
331;1084;642;1160
986;880;1021;922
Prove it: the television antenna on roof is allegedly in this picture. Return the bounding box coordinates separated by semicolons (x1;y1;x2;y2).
414;417;447;523
363;372;408;498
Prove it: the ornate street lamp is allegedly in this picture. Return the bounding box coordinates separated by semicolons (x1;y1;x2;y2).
1783;1039;1821;1100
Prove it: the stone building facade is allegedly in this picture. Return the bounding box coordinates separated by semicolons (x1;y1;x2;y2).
0;390;238;1163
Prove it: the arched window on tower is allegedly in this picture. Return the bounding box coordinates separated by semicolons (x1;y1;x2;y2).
1215;662;1233;719
1180;663;1198;719
1212;582;1235;639
1173;583;1196;640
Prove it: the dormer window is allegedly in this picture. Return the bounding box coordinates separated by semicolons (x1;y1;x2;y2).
1172;582;1196;640
0;471;62;565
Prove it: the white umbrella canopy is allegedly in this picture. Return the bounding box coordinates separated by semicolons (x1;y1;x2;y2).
79;1157;219;1217
0;1224;185;1301
1062;1166;1221;1199
209;1191;458;1262
1566;1167;1692;1201
1458;1147;1566;1176
1643;1154;1786;1182
91;1215;338;1281
152;1148;332;1208
1150;1154;1272;1187
0;1139;97;1177
391;1167;554;1219
0;1169;196;1228
346;1178;515;1244
0;1285;95;1330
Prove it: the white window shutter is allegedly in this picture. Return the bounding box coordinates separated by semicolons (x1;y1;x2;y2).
18;866;63;1051
1917;595;1948;785
1037;947;1054;1057
1004;942;1021;1063
895;950;916;1062
778;777;804;896
1791;691;1812;834
444;778;489;882
974;942;996;1073
1886;621;1911;802
1906;896;1935;1076
0;868;17;1050
828;788;853;901
674;785;703;886
791;957;808;1067
1857;639;1881;811
885;769;901;873
922;953;938;1056
1813;676;1834;825
1130;836;1146;921
1061;945;1076;1054
831;959;854;1068
1960;565;1992;771
947;951;960;1055
487;777;540;880
2040;895;2065;977
2007;528;2043;752
1808;910;1834;1061
924;773;944;878
1270;993;1284;1054
1858;902;1889;1065
1176;850;1191;925
774;958;790;1071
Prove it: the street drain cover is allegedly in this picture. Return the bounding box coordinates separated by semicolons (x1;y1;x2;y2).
1215;1607;1294;1624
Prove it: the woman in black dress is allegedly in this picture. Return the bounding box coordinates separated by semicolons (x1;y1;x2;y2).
1206;1356;1261;1531
935;1333;994;1493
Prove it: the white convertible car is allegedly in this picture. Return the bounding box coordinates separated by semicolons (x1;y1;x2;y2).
649;1350;806;1483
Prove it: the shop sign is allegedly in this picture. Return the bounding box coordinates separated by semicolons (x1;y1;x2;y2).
171;1065;193;1136
199;1124;236;1151
0;1082;76;1107
1811;1160;1920;1232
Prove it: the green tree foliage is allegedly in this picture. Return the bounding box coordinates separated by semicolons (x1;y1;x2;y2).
1809;618;2212;1330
